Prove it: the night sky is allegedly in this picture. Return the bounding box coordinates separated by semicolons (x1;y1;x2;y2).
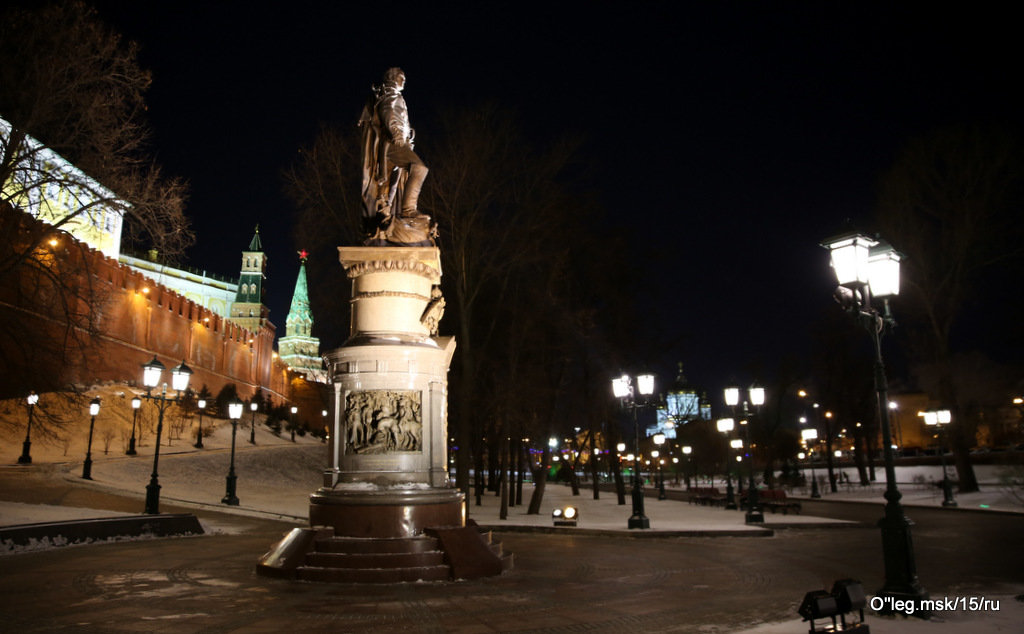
88;1;1020;394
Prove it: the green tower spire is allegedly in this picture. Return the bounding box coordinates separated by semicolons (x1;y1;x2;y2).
286;250;312;336
278;249;322;381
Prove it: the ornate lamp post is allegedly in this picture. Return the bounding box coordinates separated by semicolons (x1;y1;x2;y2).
614;442;627;505
653;432;667;499
222;401;244;505
290;405;298;442
612;373;655;529
82;397;101;479
141;356;193;515
823;231;928;611
249;400;258;444
799;390;838;492
682;445;693;490
195;399;207;449
726;385;765;523
923;409;957;507
801;427;821;498
17;392;40;465
127;396;141;455
716;418;738;509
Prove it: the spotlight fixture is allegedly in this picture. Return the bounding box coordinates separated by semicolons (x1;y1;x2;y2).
552;506;579;527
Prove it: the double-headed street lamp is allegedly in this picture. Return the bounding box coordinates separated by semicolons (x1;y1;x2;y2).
127;396;141;455
222;400;244;505
195;399;207;449
17;392;39;465
725;386;765;524
923;409;957;507
823;231;928;611
82;397;101;479
140;356;193;515
612;373;655;529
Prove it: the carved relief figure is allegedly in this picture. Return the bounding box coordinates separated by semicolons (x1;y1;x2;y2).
345;390;422;454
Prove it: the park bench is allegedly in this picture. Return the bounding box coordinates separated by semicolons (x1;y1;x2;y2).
687;487;726;507
743;488;801;514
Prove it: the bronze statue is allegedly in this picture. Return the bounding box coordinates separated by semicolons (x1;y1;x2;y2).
359;67;434;246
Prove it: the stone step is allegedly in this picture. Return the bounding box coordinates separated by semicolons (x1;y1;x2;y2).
305;550;446;569
296;564;452;584
315;536;440;554
500;552;515;572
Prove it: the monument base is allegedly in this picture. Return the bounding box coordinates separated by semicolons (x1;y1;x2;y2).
309;486;465;538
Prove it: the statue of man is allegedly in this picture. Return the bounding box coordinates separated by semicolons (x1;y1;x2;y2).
360;67;429;234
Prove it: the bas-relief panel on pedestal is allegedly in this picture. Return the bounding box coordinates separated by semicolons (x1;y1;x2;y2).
345;390;423;454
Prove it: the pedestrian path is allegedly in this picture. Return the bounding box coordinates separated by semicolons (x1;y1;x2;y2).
468;482;852;535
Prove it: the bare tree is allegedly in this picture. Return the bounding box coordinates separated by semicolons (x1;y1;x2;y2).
101;426;115;455
877;124;1024;492
283;124;363;346
0;2;191;399
424;104;586;498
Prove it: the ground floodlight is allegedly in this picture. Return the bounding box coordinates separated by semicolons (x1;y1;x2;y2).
830;578;868;629
798;590;840;633
552;505;578;527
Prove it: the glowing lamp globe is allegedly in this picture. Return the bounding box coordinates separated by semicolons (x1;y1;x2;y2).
142;356;166;388
170;360;192;392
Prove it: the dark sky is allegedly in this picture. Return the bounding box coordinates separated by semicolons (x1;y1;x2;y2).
90;1;1019;395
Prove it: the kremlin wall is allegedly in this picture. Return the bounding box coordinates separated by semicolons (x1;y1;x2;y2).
1;203;292;404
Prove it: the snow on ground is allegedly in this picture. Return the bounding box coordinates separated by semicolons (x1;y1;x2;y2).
0;501;133;526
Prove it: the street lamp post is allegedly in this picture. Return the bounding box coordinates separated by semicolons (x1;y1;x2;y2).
222;401;243;505
802;427;821;498
82;397;101;479
18;392;39;465
195;398;207;449
682;445;693;490
290;405;298;442
653;432;667;500
249;400;258;444
716;418;738;509
726;386;765;523
127;396;141;455
923;409;957;507
141;356;193;515
823;231;928;611
615;442;627;505
612;373;654;529
799;390;838;492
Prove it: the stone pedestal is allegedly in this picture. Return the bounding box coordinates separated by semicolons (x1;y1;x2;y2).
257;245;508;582
312;246;463;538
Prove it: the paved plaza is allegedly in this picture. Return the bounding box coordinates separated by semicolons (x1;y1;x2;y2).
1;450;1023;633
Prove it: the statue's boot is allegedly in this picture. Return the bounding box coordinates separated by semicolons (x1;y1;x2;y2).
401;163;429;217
